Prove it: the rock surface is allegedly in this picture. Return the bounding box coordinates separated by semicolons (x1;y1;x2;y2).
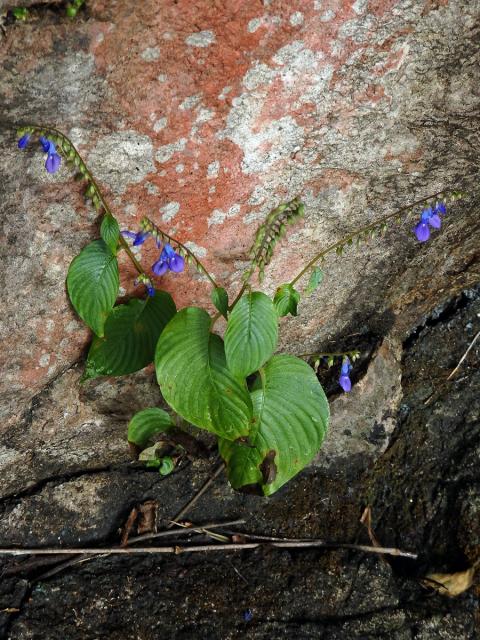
0;286;479;638
0;1;479;637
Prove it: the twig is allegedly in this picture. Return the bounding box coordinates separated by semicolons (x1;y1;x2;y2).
167;462;225;529
0;541;417;559
128;519;244;544
168;520;230;543
447;330;480;380
28;519;244;583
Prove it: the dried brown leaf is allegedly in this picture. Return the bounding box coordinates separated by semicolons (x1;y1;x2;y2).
422;567;475;597
137;500;158;535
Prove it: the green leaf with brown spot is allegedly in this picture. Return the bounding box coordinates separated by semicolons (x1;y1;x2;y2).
219;355;329;495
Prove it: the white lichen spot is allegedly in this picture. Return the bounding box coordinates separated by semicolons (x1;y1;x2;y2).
313;0;322;10
184;241;207;258
209;185;216;194
160;201;180;223
185;31;216;47
176;163;184;173
208;204;241;227
156;138;187;163
157;73;168;82
218;86;232;100
39;353;50;368
124;203;137;217
145;182;159;195
290;11;304;26
320;10;336;22
141;47;160;61
87;131;155;195
243;62;276;90
180;95;202;111
207;160;220;178
196;108;215;123
153;117;167;132
248;17;263;33
352;0;368;14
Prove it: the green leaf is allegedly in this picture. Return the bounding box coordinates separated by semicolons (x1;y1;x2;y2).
211;287;229;319
67;240;119;337
224;292;278;378
219;355;329;496
273;284;300;317
155;307;253;440
84;290;176;380
305;267;324;296
159;456;175;476
100;214;120;255
128;407;174;447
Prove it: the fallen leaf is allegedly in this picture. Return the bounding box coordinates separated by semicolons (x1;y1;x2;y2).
422;567;475;597
121;507;139;546
137;500;158;535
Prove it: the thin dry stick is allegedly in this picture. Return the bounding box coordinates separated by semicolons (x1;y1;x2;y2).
128;519;244;545
0;541;417;559
29;520;245;583
167;462;225;529
447;330;480;380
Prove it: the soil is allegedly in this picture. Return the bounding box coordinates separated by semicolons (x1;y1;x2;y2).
0;287;478;639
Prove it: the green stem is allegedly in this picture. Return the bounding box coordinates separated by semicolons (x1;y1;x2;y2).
140;217;220;289
19;124;145;277
290;189;457;287
298;351;359;360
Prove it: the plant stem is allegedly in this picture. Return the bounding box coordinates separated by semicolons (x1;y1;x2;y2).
298;351;358;360
20;124;145;277
290;189;456;287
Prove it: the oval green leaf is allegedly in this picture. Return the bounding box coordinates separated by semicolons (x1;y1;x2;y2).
155;307;253;441
273;283;300;317
128;407;174;447
100;214;120;255
67;239;119;337
305;267;324;296
224;292;278;378
219;354;329;496
83;290;176;380
211;287;229;319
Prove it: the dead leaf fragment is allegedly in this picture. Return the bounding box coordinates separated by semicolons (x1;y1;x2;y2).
137;500;158;535
422;567;475;597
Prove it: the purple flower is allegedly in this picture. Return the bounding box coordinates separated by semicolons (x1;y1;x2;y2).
17;133;31;149
435;202;447;216
243;609;253;622
39;137;61;174
152;243;184;276
339;357;352;393
413;206;441;243
121;230;149;246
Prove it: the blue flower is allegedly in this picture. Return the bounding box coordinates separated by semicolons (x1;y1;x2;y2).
152;243;185;276
17;133;31;149
146;283;155;297
339;357;352;393
413;206;441;243
435;202;447;216
39;137;61;174
121;230;149;246
243;609;253;622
